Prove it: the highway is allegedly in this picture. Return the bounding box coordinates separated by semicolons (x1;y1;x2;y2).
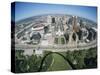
15;40;97;52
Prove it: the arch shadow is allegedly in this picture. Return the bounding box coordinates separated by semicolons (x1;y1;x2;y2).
37;52;76;72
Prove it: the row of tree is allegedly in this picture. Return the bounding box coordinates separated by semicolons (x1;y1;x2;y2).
15;50;53;73
65;47;97;69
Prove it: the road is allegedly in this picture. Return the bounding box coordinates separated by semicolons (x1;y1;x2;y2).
15;40;97;52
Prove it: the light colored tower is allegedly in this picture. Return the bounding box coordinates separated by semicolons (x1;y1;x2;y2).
47;15;52;24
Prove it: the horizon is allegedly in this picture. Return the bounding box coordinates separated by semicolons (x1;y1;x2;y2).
11;2;97;22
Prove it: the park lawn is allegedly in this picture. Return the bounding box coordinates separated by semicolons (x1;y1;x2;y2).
48;53;72;71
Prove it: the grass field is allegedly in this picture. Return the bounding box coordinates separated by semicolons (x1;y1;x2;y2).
47;53;72;71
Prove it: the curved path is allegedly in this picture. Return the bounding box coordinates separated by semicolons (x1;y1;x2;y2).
37;52;76;72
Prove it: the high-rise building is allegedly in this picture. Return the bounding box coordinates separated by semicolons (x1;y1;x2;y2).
72;16;79;32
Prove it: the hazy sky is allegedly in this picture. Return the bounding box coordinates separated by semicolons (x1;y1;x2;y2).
12;2;97;22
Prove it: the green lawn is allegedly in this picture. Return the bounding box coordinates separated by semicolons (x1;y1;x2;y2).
48;53;72;71
54;38;58;44
15;47;97;73
61;37;65;44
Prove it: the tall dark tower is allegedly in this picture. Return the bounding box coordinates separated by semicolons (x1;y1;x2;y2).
52;17;55;23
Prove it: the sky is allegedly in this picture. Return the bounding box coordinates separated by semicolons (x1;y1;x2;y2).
11;2;97;22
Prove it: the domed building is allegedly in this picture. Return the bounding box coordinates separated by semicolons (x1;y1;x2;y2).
54;17;66;45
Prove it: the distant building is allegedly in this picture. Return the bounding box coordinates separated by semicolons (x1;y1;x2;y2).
52;17;56;23
47;15;52;24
